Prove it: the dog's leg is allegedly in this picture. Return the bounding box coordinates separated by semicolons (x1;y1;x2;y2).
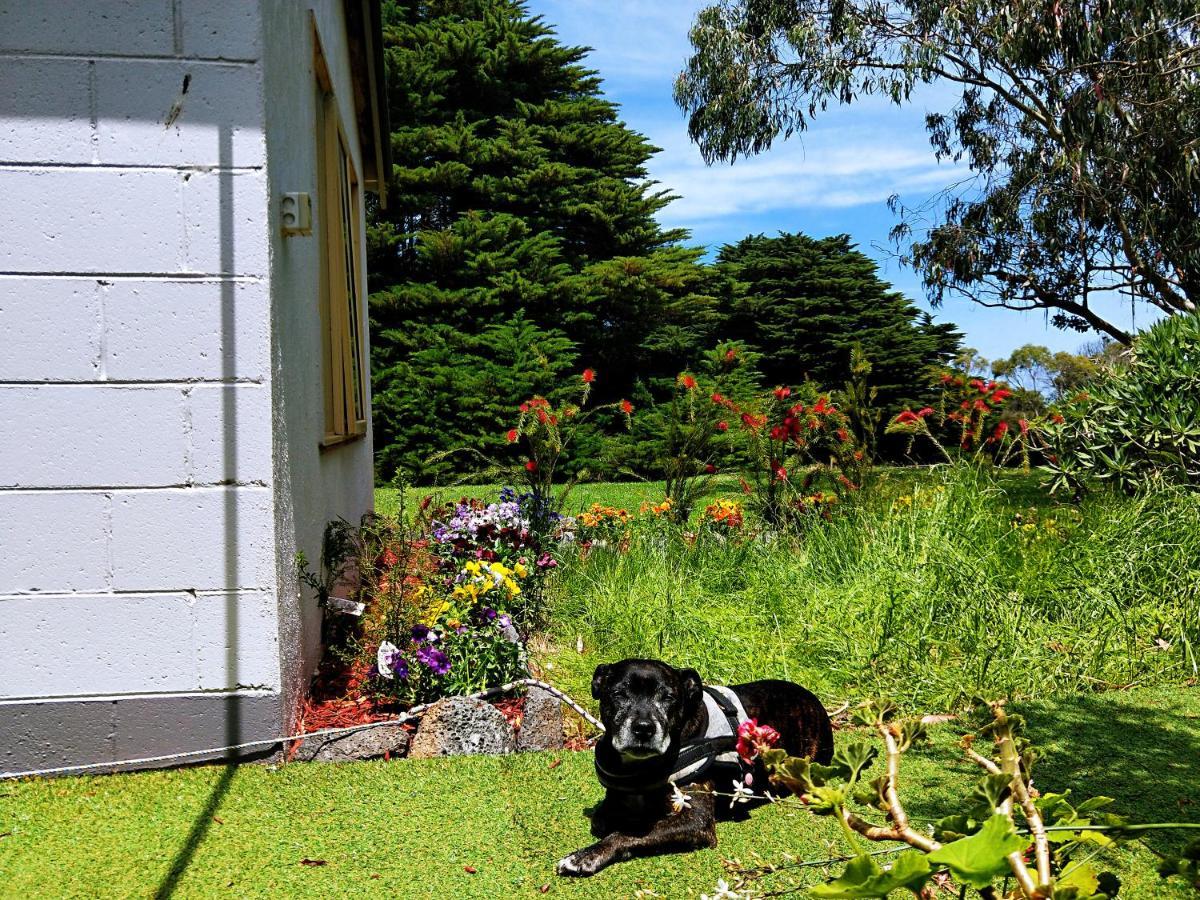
557;790;717;877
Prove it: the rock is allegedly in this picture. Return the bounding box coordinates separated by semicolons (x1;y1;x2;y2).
292;723;410;763
409;696;516;758
516;686;564;752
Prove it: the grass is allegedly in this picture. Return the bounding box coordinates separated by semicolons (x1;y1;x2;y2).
3;685;1198;899
542;465;1200;713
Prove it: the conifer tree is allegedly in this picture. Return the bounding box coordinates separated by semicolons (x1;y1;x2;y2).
716;233;962;414
368;0;713;479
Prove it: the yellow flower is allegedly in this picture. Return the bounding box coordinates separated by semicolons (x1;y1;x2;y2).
514;561;528;579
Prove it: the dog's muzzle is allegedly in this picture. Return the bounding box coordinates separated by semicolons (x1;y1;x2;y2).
611;713;670;758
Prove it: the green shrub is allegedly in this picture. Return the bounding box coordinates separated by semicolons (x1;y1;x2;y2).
1049;313;1200;493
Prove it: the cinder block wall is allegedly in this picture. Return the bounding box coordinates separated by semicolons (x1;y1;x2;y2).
0;0;283;772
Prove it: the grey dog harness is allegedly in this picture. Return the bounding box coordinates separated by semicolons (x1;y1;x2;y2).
595;685;749;792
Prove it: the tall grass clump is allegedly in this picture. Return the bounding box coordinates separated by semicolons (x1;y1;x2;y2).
547;465;1200;711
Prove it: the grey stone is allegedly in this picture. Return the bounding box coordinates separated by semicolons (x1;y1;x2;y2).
408;697;516;759
516;686;564;752
291;723;410;763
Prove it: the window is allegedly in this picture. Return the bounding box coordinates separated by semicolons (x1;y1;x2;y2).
315;43;367;445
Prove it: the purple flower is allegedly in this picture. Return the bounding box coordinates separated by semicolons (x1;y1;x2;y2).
416;645;451;675
497;614;512;629
391;654;409;680
411;624;432;643
479;607;497;622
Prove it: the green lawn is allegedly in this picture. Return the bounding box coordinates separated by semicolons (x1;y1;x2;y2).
3;685;1198;899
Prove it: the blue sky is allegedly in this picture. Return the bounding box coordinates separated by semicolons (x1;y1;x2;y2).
525;0;1150;362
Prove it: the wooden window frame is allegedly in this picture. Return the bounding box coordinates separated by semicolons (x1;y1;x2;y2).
315;31;368;448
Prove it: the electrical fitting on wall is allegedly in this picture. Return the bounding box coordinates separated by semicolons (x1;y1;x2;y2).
280;192;312;236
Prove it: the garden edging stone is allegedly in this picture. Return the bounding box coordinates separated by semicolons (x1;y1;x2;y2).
409;696;517;758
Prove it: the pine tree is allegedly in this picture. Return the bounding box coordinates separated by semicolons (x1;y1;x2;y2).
716;233;963;415
368;0;713;478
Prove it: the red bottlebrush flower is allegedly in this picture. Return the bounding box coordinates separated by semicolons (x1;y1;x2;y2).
549;414;559;426
837;474;858;491
711;392;724;405
973;399;988;411
960;399;971;410
536;408;549;424
716;420;729;432
952;376;964;387
814;397;830;414
519;402;529;414
506;428;519;443
969;378;985;392
525;460;538;472
836;427;850;443
853;450;864;462
736;718;781;764
1051;412;1065;424
984;380;998;393
679;374;698;390
741;412;763;430
620;399;633;414
895;410;920;425
961;438;972;450
769;425;786;441
991;388;1012;403
789;403;806;415
582;368;596;384
1018;419;1029;435
724;348;737;362
774;386;791;400
917;407;934;418
704;463;717;474
774;466;788;481
939;372;953;384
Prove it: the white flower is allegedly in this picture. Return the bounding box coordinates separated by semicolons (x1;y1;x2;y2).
375;641;400;680
730;779;755;805
700;878;741;900
670;782;692;813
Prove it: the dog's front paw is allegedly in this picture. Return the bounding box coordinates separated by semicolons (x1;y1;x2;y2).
557;847;606;877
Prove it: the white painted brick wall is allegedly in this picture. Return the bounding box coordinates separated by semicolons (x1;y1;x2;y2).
0;0;175;57
180;170;270;275
1;591;280;696
0;279;102;381
180;0;262;61
0;58;93;164
189;384;274;485
0;385;188;488
109;487;275;592
95;59;265;168
0;492;111;593
104;280;270;381
0;169;186;273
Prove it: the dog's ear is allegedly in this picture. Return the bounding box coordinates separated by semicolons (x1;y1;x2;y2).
678;667;703;711
591;663;613;700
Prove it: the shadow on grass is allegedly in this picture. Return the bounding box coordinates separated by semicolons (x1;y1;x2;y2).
154;765;236;899
1021;689;1200;855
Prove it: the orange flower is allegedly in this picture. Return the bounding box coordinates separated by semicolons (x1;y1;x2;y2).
679;374;698;390
582;368;596;383
620;399;633;414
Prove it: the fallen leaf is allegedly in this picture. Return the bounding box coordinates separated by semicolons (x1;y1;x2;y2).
539;884;551;893
370;873;381;880
463;865;477;874
212;816;224;825
300;858;327;867
548;759;562;770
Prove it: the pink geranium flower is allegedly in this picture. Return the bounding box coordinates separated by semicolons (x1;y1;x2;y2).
736;718;781;764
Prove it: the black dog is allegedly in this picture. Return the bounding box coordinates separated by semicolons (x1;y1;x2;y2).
557;658;833;877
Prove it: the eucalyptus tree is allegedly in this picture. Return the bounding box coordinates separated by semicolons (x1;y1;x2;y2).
675;0;1200;344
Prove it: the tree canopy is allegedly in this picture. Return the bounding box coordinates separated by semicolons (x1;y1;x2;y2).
675;0;1200;344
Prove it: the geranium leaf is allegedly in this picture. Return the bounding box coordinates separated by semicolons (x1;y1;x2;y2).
926;814;1025;889
832;740;878;784
810;851;933;898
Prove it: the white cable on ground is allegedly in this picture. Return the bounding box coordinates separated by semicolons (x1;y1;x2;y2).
0;678;604;781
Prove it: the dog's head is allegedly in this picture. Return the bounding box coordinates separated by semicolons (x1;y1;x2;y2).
592;658;703;761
